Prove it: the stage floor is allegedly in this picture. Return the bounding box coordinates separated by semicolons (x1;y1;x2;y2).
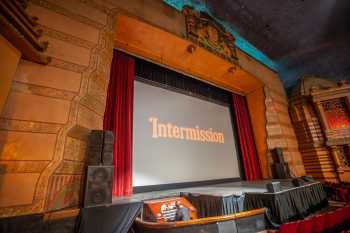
112;179;303;204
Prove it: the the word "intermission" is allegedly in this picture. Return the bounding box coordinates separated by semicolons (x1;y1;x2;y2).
149;117;224;144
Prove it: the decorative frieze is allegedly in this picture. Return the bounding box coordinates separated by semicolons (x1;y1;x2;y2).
0;118;62;134
12;81;76;101
182;6;237;64
0;161;49;173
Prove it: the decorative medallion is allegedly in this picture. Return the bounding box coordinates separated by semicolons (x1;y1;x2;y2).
182;6;237;64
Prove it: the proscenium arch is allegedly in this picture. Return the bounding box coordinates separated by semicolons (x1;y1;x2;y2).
113;13;269;178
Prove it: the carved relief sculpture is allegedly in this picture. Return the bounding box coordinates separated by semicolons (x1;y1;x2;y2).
182;6;237;64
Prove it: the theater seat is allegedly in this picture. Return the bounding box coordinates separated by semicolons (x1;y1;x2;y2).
345;204;350;220
344;205;350;228
337;188;349;202
325;211;338;231
279;221;299;233
297;219;311;233
311;214;325;233
335;208;345;226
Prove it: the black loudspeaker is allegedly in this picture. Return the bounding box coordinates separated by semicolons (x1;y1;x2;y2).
87;131;103;165
87;130;114;165
271;163;291;179
84;165;113;207
301;175;314;182
292;178;304;187
266;181;281;193
271;148;292;179
101;131;114;165
271;148;284;163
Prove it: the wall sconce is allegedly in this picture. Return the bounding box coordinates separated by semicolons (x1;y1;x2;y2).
338;80;348;87
187;44;196;54
228;66;236;74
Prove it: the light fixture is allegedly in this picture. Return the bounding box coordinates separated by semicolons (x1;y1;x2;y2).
187;44;196;54
338;80;347;87
228;66;236;74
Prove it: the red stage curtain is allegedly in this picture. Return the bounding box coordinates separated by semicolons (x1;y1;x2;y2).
232;94;262;180
104;51;134;196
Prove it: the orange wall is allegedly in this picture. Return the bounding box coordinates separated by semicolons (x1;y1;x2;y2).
246;87;269;178
0;0;113;217
115;15;263;95
0;35;21;114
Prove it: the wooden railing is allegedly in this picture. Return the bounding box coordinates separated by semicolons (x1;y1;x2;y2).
136;208;266;229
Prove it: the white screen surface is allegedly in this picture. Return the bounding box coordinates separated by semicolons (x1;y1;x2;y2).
133;80;240;187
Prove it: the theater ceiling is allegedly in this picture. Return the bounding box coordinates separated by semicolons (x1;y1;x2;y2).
164;0;350;90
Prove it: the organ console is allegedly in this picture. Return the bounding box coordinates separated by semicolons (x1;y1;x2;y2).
142;197;198;223
136;196;267;233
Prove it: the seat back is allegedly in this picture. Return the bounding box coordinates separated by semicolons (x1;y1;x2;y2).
325;211;337;230
297;219;311;233
311;214;325;233
335;208;345;225
345;204;350;221
279;221;299;233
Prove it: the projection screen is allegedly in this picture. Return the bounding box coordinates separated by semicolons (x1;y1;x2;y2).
133;80;240;188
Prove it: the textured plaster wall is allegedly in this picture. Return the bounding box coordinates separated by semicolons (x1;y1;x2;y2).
237;50;305;177
0;0;115;217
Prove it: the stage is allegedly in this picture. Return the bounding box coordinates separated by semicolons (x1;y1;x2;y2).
114;180;286;202
112;179;327;224
76;179;327;233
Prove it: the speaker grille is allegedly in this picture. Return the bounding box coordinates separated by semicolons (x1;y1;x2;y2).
84;166;113;207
